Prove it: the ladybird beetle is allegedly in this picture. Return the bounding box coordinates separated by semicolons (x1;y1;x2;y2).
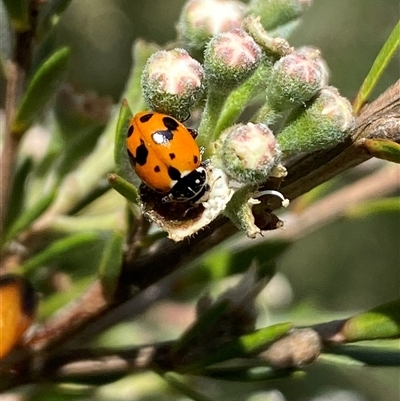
0;275;36;359
126;111;208;203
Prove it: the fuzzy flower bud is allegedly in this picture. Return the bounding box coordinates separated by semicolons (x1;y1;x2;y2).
204;28;262;91
248;0;312;31
296;46;330;86
277;86;356;158
260;328;321;368
141;48;205;120
177;0;245;51
267;53;323;111
220;122;282;183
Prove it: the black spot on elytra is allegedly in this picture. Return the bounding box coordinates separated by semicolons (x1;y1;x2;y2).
193;155;198;164
139;113;153;123
168;166;181;181
135;140;148;166
163;116;179;131
169;153;176;160
127;148;136;166
154;165;161;173
127;125;134;137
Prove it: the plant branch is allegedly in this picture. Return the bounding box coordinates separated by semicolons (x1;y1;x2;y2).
11;305;399;386
0;3;39;236
0;63;22;235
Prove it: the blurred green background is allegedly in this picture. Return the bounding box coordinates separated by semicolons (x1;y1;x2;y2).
3;0;400;400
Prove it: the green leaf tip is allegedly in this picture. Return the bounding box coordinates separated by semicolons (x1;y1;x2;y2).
343;299;400;342
358;138;400;164
114;100;134;182
353;19;400;114
108;173;138;205
98;231;125;300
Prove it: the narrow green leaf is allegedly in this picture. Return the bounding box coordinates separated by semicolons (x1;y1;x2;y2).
51;213;125;233
181;322;293;372
214;61;272;135
325;344;400;367
39;276;93;318
358;138;400;164
205;365;303;381
21;232;100;274
2;0;30;32
3;157;33;232
114;100;137;185
12;47;71;137
66;179;112;216
239;323;294;353
108;173;138;204
353;20;400;114
2;188;56;246
317;353;365;367
346;197;400;218
342;299;400;342
162;372;214;401
98;231;125;300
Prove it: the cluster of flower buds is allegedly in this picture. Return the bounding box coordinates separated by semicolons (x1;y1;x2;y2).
132;0;355;241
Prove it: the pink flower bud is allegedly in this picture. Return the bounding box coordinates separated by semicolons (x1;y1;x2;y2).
221;122;282;183
268;53;323;111
204;28;262;90
296;46;330;86
177;0;245;50
142;48;205;120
